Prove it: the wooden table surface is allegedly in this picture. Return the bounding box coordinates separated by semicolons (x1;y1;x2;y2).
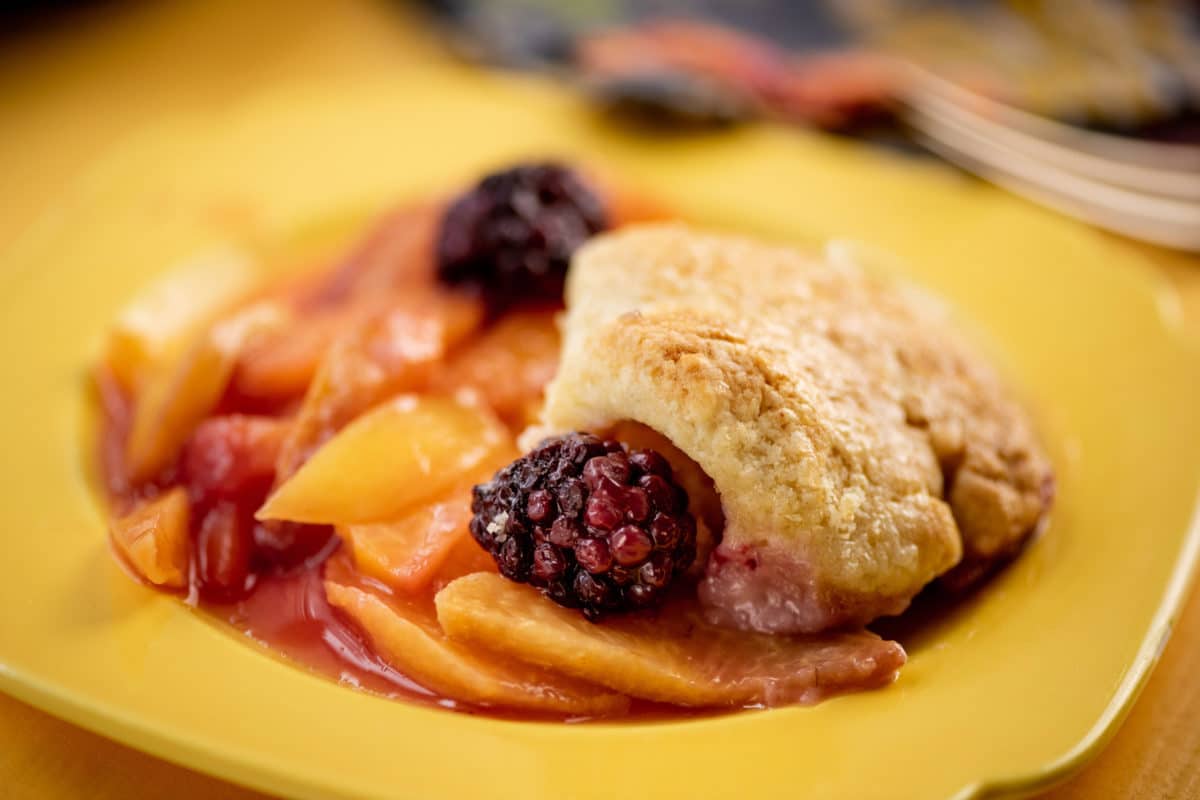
1;1;1197;797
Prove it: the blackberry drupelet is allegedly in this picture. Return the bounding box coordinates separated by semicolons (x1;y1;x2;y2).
469;433;698;619
435;163;607;307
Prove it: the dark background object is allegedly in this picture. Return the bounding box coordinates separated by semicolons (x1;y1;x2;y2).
419;0;1200;140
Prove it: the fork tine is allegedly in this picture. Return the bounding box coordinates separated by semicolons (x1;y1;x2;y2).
909;107;1200;250
905;68;1200;199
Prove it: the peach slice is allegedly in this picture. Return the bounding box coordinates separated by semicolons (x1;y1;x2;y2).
258;394;508;526
109;487;190;588
430;309;561;427
230;306;352;403
340;447;513;594
342;498;474;594
106;247;258;393
324;579;629;715
124;301;289;484
272;290;484;481
429;533;499;593
436;573;907;708
306;203;441;306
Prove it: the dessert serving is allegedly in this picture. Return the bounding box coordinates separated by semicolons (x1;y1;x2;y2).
93;161;1053;718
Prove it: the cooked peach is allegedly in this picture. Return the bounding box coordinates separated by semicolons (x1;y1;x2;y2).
340;446;513;594
272;290;484;480
109;487;190;588
230;307;349;403
307;204;441;306
429;309;560;426
93;366;137;507
325;579;629;715
342;500;472;594
429;532;498;592
106;247;259;393
436;572;907;708
258;394;509;526
123;302;289;484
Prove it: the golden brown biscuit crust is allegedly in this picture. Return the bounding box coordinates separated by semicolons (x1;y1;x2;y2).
537;224;1052;633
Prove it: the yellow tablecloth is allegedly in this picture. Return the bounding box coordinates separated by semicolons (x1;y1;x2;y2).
1;1;1197;797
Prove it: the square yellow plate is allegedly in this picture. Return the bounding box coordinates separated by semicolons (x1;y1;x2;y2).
1;70;1198;800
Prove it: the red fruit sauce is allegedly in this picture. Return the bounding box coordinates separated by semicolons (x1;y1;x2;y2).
205;563;444;706
98;363;519;715
93;191;731;721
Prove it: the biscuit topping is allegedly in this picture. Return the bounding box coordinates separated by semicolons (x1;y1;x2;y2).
540;224;1054;632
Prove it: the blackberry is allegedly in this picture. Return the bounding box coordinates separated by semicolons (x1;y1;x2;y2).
435;163;607;307
470;433;697;619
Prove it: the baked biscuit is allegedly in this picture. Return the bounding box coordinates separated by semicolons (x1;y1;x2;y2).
536;224;1053;633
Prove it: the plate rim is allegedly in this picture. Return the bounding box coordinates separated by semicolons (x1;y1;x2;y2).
3;492;1198;800
3;83;1200;799
953;496;1200;799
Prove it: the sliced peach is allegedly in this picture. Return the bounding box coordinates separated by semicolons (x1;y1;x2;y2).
325;578;629;715
93;366;137;508
340;446;513;594
306;203;441;306
109;487;190;588
342;499;473;594
436;573;907;708
230;306;350;403
429;532;498;593
430;309;561;426
272;290;484;481
124;335;227;484
106;247;258;392
123;301;289;484
259;394;509;526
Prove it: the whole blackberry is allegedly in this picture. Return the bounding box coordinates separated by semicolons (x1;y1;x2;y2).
435;163;607;307
470;433;698;619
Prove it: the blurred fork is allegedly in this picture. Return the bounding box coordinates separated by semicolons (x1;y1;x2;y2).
901;68;1200;251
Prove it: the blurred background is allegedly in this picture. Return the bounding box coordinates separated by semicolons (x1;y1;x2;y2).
0;2;1198;799
11;0;1200;133
424;0;1200;249
424;0;1200;133
4;0;1198;249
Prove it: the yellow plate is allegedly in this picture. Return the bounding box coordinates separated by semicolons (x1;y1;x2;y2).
1;70;1198;800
